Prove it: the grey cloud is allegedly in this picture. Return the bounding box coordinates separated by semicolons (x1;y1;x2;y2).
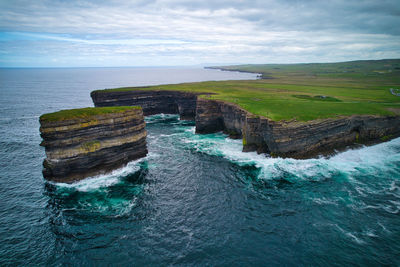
1;0;399;35
231;0;400;35
0;0;399;66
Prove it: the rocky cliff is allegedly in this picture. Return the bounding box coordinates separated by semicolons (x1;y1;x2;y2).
39;107;147;183
244;114;400;158
91;90;200;120
196;99;400;158
91;89;400;159
195;98;247;138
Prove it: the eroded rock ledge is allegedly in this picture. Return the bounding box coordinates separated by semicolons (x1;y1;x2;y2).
40;107;147;183
91;90;400;159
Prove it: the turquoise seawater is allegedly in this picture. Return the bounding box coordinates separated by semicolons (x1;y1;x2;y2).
0;68;399;265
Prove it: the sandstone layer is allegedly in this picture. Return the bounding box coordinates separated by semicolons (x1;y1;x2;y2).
40;107;147;183
91;90;400;159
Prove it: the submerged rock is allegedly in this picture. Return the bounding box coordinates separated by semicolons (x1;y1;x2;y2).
39;107;147;183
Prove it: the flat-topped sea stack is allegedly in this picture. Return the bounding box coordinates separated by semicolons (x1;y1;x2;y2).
39;107;147;183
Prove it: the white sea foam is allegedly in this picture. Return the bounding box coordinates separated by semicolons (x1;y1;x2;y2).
53;157;146;191
145;113;179;124
312;197;339;206
378;222;391;233
177;126;400;183
335;224;366;244
176;128;400;217
363;229;378;238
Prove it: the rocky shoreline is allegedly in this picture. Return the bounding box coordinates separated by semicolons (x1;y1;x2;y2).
91;90;400;159
39;107;147;183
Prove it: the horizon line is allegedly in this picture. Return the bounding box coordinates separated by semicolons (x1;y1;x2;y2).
0;58;399;69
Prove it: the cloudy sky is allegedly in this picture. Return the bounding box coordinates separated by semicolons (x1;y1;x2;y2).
0;0;399;67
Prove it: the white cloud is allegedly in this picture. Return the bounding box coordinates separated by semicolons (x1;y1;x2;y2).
0;0;399;67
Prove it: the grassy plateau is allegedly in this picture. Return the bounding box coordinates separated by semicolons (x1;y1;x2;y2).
96;59;400;121
40;106;141;122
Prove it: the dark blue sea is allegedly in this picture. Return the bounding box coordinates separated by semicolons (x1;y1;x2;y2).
0;67;399;266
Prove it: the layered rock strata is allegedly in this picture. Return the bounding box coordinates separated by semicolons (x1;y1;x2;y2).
242;114;400;158
91;90;200;120
91;89;400;159
196;99;400;158
40;107;147;183
195;98;247;138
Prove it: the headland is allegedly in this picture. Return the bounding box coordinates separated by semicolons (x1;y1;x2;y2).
91;59;400;158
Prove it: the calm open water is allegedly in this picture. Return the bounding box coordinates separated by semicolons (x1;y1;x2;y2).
0;67;399;266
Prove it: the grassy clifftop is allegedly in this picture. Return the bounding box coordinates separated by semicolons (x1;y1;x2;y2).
40;106;141;122
94;59;400;121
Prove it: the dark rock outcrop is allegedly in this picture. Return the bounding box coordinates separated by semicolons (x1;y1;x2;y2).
243;114;400;158
91;89;400;159
195;98;246;138
195;98;224;134
40;108;147;183
91;90;200;120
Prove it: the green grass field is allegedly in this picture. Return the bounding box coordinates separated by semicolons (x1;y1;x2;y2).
97;59;400;121
40;106;141;122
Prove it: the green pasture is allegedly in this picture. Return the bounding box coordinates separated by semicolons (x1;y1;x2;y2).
40;106;141;122
95;59;400;121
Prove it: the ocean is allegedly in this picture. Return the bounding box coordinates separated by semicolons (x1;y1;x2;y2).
0;67;399;266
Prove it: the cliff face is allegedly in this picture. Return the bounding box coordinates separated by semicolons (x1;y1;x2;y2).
195;98;246;138
91;90;199;120
40;108;147;183
244;114;400;158
195;98;224;133
196;99;400;158
90;90;400;159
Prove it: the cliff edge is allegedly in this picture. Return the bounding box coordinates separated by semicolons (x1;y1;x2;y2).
91;89;400;159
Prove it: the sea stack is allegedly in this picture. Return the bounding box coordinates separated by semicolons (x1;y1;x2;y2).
39;106;147;183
